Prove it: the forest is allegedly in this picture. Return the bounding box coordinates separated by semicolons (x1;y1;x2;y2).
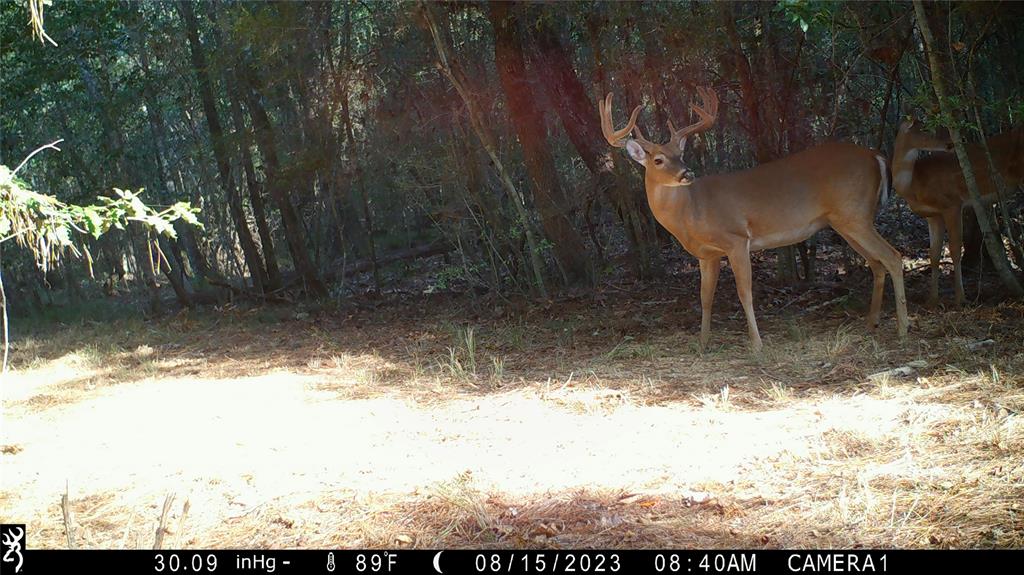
2;0;1023;552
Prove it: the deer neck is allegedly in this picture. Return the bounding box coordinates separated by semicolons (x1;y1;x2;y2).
645;180;695;244
891;146;921;199
646;179;690;215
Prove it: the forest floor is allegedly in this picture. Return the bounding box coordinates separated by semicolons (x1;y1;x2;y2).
2;265;1023;549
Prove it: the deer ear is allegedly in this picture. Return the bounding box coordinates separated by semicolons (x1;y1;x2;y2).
625;140;646;165
678;136;688;156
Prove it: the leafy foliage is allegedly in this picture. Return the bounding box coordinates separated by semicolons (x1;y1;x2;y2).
0;164;199;273
1;0;1022;306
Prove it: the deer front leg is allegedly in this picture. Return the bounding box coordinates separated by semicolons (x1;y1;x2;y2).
926;216;946;308
698;257;721;349
727;246;762;352
942;207;964;306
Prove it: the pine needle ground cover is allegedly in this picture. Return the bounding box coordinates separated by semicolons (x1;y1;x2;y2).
3;288;1021;549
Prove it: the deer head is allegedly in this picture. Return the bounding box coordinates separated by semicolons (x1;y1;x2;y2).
895;116;953;159
599;86;718;189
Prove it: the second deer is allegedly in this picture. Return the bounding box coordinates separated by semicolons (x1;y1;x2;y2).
891;118;1024;306
600;87;909;352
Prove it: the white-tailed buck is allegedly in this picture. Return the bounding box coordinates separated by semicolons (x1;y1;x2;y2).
600;87;908;351
892;118;1024;306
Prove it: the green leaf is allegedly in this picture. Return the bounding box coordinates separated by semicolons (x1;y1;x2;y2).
53;224;72;246
82;207;103;238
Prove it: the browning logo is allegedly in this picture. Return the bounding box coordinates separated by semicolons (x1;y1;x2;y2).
1;524;25;574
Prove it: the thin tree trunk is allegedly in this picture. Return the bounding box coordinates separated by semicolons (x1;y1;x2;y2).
966;49;1024;271
356;169;381;290
236;59;328;298
721;5;772;164
129;4;194;308
210;5;283;290
177;0;268;294
421;2;548;297
721;4;800;284
175;167;214;281
76;54;164;311
227;87;282;291
488;2;591;286
329;0;373;267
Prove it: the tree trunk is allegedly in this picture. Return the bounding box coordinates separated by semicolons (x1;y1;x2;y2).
721;6;773;164
209;6;283;290
236;59;328;298
129;5;195;308
526;17;662;279
488;2;592;287
356;168;381;290
721;4;801;284
421;2;548;298
174;167;215;282
965;57;1024;271
177;0;268;294
324;1;374;269
913;0;1023;297
75;54;164;311
227;86;282;291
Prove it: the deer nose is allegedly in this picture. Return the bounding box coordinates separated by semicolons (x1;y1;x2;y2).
679;169;695;183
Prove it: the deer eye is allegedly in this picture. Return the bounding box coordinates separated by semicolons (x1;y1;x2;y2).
653;157;664;166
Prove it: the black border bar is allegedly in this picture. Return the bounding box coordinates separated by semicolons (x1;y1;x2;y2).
10;549;1022;574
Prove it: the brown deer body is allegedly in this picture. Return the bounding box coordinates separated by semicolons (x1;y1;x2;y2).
601;89;909;351
892;120;1024;306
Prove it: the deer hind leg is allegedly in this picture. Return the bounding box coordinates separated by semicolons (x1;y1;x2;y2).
698;257;721;349
926;216;946;308
835;224;909;338
727;246;762;352
942;207;964;306
843;234;886;330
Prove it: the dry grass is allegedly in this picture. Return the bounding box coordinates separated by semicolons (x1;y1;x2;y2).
1;286;1022;549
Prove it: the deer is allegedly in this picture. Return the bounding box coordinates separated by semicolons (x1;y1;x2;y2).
600;87;908;352
891;117;1024;307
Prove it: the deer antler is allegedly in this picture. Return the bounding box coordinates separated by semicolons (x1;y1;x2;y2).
631;124;657;150
667;86;719;149
600;93;656;150
600;93;642;148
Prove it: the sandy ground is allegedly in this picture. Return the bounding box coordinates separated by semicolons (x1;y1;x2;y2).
1;291;1022;548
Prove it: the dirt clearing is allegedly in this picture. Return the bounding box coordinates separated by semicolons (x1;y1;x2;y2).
2;289;1022;549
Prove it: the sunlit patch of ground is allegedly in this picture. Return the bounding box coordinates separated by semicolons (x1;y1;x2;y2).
1;293;1022;549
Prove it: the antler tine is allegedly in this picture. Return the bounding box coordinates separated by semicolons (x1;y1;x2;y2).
668;86;719;147
632;124;656;150
600;93;642;148
695;85;718;121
